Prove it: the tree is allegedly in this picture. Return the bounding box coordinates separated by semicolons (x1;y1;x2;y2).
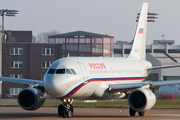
36;30;60;43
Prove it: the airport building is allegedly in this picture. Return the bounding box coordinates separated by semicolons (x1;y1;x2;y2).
48;31;114;57
1;31;62;98
147;53;180;81
114;40;179;57
1;30;180;98
114;40;180;81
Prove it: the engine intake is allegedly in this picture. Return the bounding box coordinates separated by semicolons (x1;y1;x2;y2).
128;88;156;112
18;88;45;110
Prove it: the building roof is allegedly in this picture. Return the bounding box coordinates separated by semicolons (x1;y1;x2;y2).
154;40;175;42
49;31;113;38
149;53;180;64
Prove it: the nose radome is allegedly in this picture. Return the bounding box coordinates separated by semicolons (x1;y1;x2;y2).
43;74;63;98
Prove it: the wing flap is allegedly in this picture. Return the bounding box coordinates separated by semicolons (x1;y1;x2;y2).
0;77;43;86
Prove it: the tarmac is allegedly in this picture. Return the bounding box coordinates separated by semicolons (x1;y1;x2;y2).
0;99;180;120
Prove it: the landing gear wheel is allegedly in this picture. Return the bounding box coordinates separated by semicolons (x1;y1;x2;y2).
58;104;64;116
62;111;67;118
58;104;67;118
70;104;73;113
138;111;145;116
60;98;74;118
67;109;73;118
129;107;136;116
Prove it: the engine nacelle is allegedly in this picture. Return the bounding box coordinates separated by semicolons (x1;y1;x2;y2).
18;88;45;110
128;88;156;112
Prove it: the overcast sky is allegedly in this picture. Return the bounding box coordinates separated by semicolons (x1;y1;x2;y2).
1;0;180;44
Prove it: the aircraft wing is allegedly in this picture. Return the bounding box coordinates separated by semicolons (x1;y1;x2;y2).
109;80;180;94
0;77;43;87
148;64;180;70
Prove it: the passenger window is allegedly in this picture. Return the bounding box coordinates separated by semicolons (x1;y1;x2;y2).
48;69;55;74
70;69;76;75
56;69;65;74
66;69;72;74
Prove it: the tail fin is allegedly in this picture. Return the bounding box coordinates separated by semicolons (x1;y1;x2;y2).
128;3;148;60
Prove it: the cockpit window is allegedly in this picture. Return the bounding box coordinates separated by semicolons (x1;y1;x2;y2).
48;69;55;74
70;69;76;75
66;69;72;74
48;68;76;75
56;69;65;74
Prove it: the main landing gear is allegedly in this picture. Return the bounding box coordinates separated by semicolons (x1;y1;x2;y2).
129;107;145;116
58;98;73;118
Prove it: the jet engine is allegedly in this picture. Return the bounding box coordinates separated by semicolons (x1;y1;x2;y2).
18;88;45;110
128;88;156;112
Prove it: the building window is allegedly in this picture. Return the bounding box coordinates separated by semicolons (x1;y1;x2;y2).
42;48;55;55
10;61;23;68
79;38;85;43
79;45;91;53
92;45;102;53
69;38;74;43
56;38;65;43
111;39;114;44
42;61;53;69
74;38;78;43
92;38;102;43
10;74;23;79
103;45;110;53
66;45;78;53
79;54;91;57
111;45;114;53
10;88;22;95
86;38;91;43
49;38;54;43
66;38;69;43
63;45;65;53
104;38;110;43
70;54;78;57
10;48;23;55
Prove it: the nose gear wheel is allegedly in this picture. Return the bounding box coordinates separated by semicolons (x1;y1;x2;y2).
58;98;73;118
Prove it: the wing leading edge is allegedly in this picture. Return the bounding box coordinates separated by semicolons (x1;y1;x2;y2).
148;64;180;71
109;80;180;94
0;77;43;86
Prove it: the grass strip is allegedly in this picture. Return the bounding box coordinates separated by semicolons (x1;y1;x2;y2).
42;99;180;109
1;99;180;109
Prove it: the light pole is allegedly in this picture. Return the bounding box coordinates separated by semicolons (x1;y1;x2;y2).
0;9;19;42
0;9;18;98
136;12;158;22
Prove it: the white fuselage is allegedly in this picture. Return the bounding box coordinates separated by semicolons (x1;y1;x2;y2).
43;57;152;100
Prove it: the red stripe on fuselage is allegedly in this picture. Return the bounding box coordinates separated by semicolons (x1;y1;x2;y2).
61;78;146;99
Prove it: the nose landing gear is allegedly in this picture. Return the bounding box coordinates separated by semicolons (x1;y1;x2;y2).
58;98;73;118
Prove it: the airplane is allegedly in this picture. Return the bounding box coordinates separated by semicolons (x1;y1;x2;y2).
1;2;180;118
156;85;180;100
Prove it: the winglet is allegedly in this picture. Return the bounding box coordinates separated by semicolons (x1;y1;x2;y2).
128;3;148;60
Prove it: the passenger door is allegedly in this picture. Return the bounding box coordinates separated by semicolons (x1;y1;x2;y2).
78;62;88;83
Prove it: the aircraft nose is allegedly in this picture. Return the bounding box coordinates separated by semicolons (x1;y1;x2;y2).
43;74;62;98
